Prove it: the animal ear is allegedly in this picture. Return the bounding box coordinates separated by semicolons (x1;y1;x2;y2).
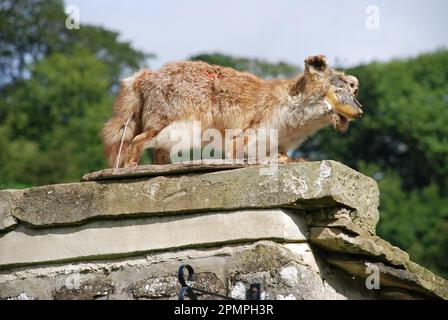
304;55;328;74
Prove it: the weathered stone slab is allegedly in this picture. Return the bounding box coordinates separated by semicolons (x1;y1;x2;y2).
0;209;307;268
81;160;248;182
12;161;379;233
0;190;20;233
306;208;372;236
405;261;448;300
327;258;448;300
309;226;409;267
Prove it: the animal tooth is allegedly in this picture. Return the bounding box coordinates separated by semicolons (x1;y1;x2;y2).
324;100;333;111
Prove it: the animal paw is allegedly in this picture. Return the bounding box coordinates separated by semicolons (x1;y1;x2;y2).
278;153;293;164
124;160;139;168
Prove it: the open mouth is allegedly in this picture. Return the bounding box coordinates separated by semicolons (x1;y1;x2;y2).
324;92;362;132
329;110;350;131
324;99;355;132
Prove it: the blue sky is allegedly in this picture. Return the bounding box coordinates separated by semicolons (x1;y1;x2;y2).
65;0;448;69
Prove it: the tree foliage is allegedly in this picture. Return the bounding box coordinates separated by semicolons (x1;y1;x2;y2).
0;0;151;185
0;0;149;86
1;50;112;185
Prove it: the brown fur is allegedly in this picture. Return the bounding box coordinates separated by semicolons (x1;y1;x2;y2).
102;55;361;167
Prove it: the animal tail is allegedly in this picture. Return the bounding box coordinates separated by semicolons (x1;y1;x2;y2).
102;71;147;168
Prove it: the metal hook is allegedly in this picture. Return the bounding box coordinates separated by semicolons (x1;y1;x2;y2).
178;264;198;300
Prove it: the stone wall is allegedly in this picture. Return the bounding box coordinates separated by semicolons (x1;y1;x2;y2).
0;161;446;300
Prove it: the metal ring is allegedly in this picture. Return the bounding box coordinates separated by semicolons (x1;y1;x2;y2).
178;264;195;287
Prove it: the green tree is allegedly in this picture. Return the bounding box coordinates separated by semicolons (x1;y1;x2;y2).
0;0;152;186
0;50;112;185
360;163;448;277
0;0;150;86
0;0;66;81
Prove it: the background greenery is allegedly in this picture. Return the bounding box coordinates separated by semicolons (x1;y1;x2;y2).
1;1;446;278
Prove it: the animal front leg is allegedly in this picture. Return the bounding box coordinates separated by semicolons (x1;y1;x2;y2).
153;148;171;165
224;131;247;162
278;152;293;163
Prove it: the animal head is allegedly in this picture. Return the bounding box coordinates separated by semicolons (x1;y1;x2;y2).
302;55;363;131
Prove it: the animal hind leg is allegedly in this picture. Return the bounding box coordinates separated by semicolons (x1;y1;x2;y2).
124;130;161;167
